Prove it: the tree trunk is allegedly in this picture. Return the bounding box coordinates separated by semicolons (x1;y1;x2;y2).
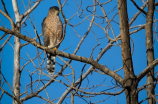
117;0;137;103
13;36;21;104
126;82;138;104
12;0;21;104
145;0;155;104
117;0;135;81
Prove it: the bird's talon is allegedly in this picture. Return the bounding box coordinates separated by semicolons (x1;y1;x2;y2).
53;48;57;52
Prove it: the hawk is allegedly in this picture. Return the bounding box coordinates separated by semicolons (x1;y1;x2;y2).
42;6;63;75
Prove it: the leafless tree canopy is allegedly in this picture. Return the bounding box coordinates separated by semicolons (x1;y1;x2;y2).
0;0;158;104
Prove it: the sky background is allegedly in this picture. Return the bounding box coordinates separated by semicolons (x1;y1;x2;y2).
0;0;158;104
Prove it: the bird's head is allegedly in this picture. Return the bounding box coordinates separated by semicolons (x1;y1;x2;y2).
49;6;60;16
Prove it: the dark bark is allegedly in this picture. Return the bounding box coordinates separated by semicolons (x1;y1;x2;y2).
117;0;135;81
117;0;138;103
145;0;155;104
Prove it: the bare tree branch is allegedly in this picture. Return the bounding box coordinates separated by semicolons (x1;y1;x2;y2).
130;0;147;15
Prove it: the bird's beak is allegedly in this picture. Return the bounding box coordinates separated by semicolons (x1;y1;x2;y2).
55;10;59;15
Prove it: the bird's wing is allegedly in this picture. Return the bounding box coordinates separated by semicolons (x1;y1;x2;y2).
42;17;49;46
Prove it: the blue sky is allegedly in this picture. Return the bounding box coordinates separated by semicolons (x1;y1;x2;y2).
0;0;158;104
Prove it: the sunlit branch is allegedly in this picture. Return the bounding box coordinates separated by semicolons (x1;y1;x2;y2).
0;87;22;104
137;58;158;81
0;9;15;30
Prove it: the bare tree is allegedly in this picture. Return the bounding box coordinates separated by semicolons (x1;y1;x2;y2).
0;0;158;104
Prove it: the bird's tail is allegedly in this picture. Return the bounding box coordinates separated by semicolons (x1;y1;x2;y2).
47;53;55;76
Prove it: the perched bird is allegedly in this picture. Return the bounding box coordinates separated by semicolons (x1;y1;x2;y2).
42;6;63;75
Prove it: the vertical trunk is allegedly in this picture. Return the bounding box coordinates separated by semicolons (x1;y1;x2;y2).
145;0;155;104
117;0;135;81
117;0;137;103
12;0;21;104
128;84;138;104
13;36;21;104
